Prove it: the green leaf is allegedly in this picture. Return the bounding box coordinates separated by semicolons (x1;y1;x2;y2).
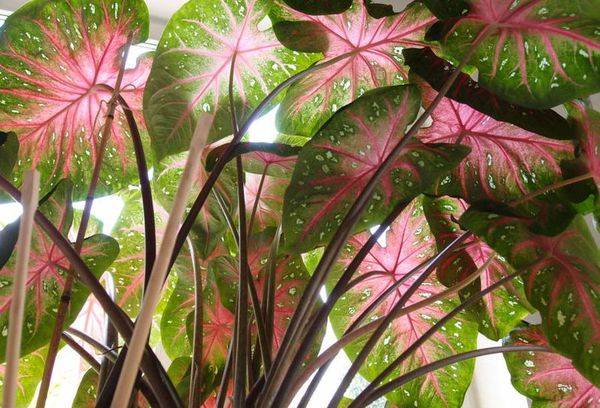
328;196;478;407
423;196;530;340
461;210;600;387
281;0;352;15
437;0;600;108
72;369;98;408
143;0;319;161
282;85;470;252
0;180;119;362
271;1;435;137
505;325;600;407
0;220;19;270
404;47;575;141
0;132;18;179
0;0;152;199
0;347;47;408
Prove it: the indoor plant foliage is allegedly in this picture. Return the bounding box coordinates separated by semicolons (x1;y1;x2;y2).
0;0;597;407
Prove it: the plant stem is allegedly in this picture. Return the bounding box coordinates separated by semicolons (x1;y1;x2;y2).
271;201;409;407
188;237;204;408
327;233;471;407
2;171;39;408
352;269;523;406
111;116;210;407
63;329;159;407
0;175;181;407
97;274;119;399
259;28;490;405
36;34;134;408
289;254;493;403
61;333;101;372
247;167;267;234
352;345;548;407
510;172;593;206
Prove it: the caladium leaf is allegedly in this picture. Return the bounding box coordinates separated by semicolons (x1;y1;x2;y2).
0;220;19;270
416;80;574;204
282;85;470;252
143;0;318;161
436;0;600;108
404;48;575;141
505;325;600;408
272;2;436;137
0;131;18;179
461;210;600;387
0;347;47;408
567;101;600;191
423;196;530;340
0;180;119;361
0;0;152;198
328;196;478;407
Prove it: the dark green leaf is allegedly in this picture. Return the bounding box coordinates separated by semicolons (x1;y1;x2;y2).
421;0;469;18
281;0;353;15
0;132;18;179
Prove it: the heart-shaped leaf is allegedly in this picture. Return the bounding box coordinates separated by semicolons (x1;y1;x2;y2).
143;0;319;161
272;2;436;137
328;196;478;407
282;85;470;252
505;325;600;407
461;210;600;387
416;80;573;203
436;0;600;108
404;48;575;141
0;347;47;408
0;180;119;361
0;0;151;198
423;196;530;340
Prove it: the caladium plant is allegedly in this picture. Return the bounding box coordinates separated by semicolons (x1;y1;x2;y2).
0;0;598;407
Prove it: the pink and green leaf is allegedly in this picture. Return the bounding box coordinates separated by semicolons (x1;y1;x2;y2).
282;84;470;252
423;196;530;340
0;347;47;408
461;210;600;387
328;196;478;407
245;172;288;231
505;325;600;407
437;0;600;108
0;179;119;362
272;1;436;137
416;80;574;204
0;0;152;198
143;0;319;161
404;47;575;141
